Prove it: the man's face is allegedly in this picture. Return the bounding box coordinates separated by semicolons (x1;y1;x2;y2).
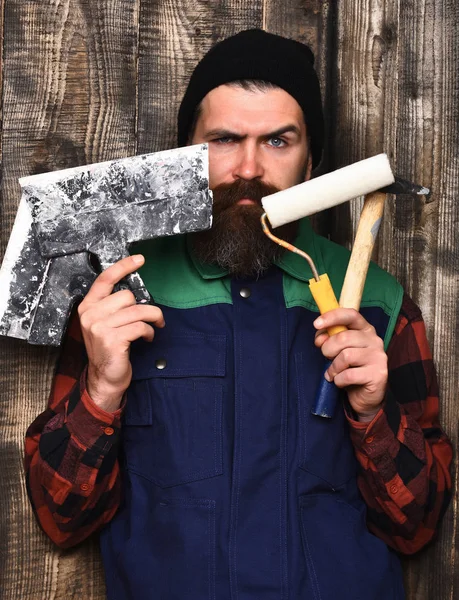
190;84;312;278
192;84;312;190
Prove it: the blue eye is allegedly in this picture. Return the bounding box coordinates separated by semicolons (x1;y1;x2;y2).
269;137;286;148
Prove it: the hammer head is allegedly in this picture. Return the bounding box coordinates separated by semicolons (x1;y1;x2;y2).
380;176;432;202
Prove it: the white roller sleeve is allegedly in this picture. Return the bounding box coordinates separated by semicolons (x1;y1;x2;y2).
261;153;394;228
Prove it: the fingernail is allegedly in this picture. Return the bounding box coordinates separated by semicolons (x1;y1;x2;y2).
132;254;144;265
314;317;324;328
324;371;332;382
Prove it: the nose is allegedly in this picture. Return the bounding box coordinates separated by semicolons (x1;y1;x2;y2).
233;142;264;181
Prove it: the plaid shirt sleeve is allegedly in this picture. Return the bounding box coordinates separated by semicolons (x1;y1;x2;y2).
347;293;453;554
24;314;123;548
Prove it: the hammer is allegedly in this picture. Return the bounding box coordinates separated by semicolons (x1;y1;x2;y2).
261;154;430;418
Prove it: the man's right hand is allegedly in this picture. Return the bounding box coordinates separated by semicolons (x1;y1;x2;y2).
78;255;165;413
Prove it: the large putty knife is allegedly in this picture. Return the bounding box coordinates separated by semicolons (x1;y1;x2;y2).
0;144;213;346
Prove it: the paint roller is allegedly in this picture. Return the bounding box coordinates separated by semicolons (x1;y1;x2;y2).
261;153;428;418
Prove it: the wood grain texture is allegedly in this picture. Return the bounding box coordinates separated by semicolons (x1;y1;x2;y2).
264;0;333;113
332;2;459;598
0;0;4;251
264;0;334;237
1;1;458;598
0;1;139;598
136;0;265;155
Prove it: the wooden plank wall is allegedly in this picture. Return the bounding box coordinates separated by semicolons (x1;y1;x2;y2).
0;1;456;598
331;2;459;596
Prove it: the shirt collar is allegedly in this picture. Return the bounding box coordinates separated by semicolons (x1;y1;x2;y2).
188;217;323;282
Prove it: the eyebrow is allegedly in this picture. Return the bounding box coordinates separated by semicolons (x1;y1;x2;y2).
203;124;302;140
266;125;302;139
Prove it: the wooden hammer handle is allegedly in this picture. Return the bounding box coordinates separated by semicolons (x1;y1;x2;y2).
339;191;387;310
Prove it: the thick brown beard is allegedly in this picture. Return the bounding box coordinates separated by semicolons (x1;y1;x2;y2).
190;179;299;279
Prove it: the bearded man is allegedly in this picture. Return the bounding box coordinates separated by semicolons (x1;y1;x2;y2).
25;29;452;600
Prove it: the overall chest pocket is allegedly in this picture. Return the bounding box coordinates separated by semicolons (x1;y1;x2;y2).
294;352;357;490
123;333;226;488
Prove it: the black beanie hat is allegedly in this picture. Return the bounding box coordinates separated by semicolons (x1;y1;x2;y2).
177;29;324;169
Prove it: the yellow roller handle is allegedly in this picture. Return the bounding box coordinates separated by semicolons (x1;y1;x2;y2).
309;274;347;337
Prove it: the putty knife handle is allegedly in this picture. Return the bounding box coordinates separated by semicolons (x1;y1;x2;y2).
28;253;97;346
114;271;152;304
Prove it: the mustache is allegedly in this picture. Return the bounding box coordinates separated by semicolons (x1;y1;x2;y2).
211;180;280;211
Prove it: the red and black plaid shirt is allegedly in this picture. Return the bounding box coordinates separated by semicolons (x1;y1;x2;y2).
25;294;452;552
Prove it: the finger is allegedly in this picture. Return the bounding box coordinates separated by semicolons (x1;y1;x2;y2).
314;329;329;348
84;255;145;304
79;289;137;320
332;365;387;390
320;329;383;359
313;308;375;333
326;348;387;380
117;321;156;343
105;305;165;329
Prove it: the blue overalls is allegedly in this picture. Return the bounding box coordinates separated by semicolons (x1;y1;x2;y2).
100;221;405;599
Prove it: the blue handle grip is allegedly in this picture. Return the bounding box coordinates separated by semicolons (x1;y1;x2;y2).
312;360;341;418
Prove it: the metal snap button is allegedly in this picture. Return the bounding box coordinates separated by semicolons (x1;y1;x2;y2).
239;287;251;298
155;358;167;370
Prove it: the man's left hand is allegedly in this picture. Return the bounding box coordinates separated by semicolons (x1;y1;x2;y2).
313;308;387;422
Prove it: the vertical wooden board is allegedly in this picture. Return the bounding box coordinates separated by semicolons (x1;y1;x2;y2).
330;0;402;248
137;0;267;155
264;0;334;235
0;0;139;598
332;1;458;599
0;0;4;209
392;2;459;597
263;0;333;154
0;0;4;585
